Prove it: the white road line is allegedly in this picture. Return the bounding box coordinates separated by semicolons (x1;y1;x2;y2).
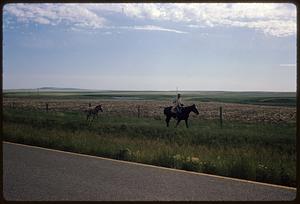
3;141;296;191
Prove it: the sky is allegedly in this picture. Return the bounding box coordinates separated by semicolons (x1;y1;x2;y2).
3;3;297;91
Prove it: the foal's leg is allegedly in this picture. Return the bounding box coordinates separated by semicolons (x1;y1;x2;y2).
92;112;96;122
175;119;181;127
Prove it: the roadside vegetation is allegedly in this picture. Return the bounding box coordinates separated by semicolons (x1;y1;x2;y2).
3;104;296;187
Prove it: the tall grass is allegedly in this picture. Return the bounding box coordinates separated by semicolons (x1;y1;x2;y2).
3;107;296;187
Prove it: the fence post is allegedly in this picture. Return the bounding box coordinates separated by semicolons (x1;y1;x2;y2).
138;105;140;118
46;103;49;112
219;106;223;128
89;103;91;107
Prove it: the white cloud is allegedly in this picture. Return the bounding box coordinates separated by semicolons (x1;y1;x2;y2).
35;17;50;24
104;3;296;37
188;24;205;28
123;25;187;34
4;3;106;29
4;3;296;37
279;64;296;67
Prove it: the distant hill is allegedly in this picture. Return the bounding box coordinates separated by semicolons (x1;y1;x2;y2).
39;87;83;90
3;87;93;92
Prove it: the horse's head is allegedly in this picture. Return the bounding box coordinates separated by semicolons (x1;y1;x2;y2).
192;104;199;115
95;105;103;112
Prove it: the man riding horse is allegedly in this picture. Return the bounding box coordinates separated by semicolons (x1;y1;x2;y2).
172;93;184;118
164;93;199;128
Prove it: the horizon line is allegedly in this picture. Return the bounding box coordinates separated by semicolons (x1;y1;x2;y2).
2;87;297;93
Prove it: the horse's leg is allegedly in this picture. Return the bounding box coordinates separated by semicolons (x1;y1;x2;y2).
175;120;180;127
185;119;189;128
86;113;91;125
165;116;171;127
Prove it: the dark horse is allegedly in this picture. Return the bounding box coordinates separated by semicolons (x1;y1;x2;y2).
164;104;199;128
86;105;103;121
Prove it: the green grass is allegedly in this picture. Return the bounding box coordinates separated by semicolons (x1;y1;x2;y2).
3;107;296;187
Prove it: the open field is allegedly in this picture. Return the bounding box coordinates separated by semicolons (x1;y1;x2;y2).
2;90;297;187
3;90;296;123
3;89;296;107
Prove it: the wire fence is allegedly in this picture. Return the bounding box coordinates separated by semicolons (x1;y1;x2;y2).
3;99;296;124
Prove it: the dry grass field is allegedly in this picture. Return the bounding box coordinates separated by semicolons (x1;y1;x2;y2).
3;97;296;123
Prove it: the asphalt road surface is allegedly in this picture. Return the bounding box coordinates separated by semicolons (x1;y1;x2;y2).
3;142;297;201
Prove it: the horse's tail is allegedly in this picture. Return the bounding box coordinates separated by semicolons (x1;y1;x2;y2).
164;108;167;115
164;107;171;115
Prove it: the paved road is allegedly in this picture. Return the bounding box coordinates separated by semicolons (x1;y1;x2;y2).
3;142;296;201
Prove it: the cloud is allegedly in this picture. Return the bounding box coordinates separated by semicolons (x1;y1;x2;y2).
122;25;187;34
188;24;206;28
35;17;50;24
4;3;106;29
4;3;296;37
279;64;296;67
102;3;296;37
